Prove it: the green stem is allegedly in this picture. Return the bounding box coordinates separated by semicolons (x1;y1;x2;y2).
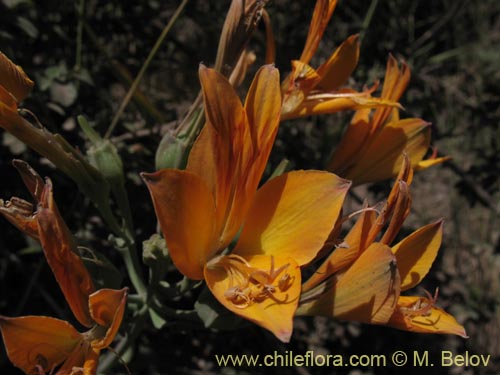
104;0;190;139
120;239;147;296
98;303;149;373
360;0;379;44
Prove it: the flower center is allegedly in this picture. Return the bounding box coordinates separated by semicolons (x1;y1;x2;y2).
399;288;439;319
213;255;294;309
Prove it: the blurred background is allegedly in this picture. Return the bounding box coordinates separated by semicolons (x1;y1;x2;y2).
0;0;499;374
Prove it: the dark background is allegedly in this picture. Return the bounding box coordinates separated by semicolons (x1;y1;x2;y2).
1;0;499;374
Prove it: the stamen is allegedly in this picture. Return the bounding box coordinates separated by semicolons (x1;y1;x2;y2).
218;255;294;309
399;288;439;319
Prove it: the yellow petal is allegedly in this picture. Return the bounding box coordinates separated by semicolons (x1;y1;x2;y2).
415;155;451;171
142;169;216;280
327;108;371;174
388;296;467;337
0;51;34;102
302;207;377;291
88;288;128;349
342;118;431;185
281;95;399;121
37;181;95;327
300;0;338;64
0;315;81;375
204;254;301;343
244;65;281;162
234;170;351;265
298;243;400;325
316;34;360;91
392;220;443;290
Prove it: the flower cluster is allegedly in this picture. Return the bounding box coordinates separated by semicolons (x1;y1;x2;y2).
0;0;466;374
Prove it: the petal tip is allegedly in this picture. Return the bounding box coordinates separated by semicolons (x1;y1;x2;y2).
140;171;157;184
276;328;292;343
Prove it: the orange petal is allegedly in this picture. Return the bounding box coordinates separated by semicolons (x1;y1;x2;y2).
0;160;46;239
316;34;360;91
186;124;217;196
261;10;276;64
341;118;431;185
190;65;247;244
204;254;301;343
327;108;371;174
363;156;413;246
0;315;82;375
302;206;377;291
142;169;217;280
281;61;320;116
300;0;338;64
55;340;98;375
234;170;351;266
37;182;95;327
88;288;128;349
0;84;24;133
0;83;18;110
298;243;400;325
371;55;411;129
12;159;45;202
388;296;467;337
0;51;34;102
224;65;281;243
379;180;412;245
392;220;443;291
0;196;39;239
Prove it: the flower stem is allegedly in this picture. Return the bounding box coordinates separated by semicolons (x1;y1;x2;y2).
104;0;190;139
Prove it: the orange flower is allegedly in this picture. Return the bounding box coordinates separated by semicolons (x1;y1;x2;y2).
297;158;466;337
143;65;350;342
0;163;128;375
280;0;399;120
327;55;450;185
